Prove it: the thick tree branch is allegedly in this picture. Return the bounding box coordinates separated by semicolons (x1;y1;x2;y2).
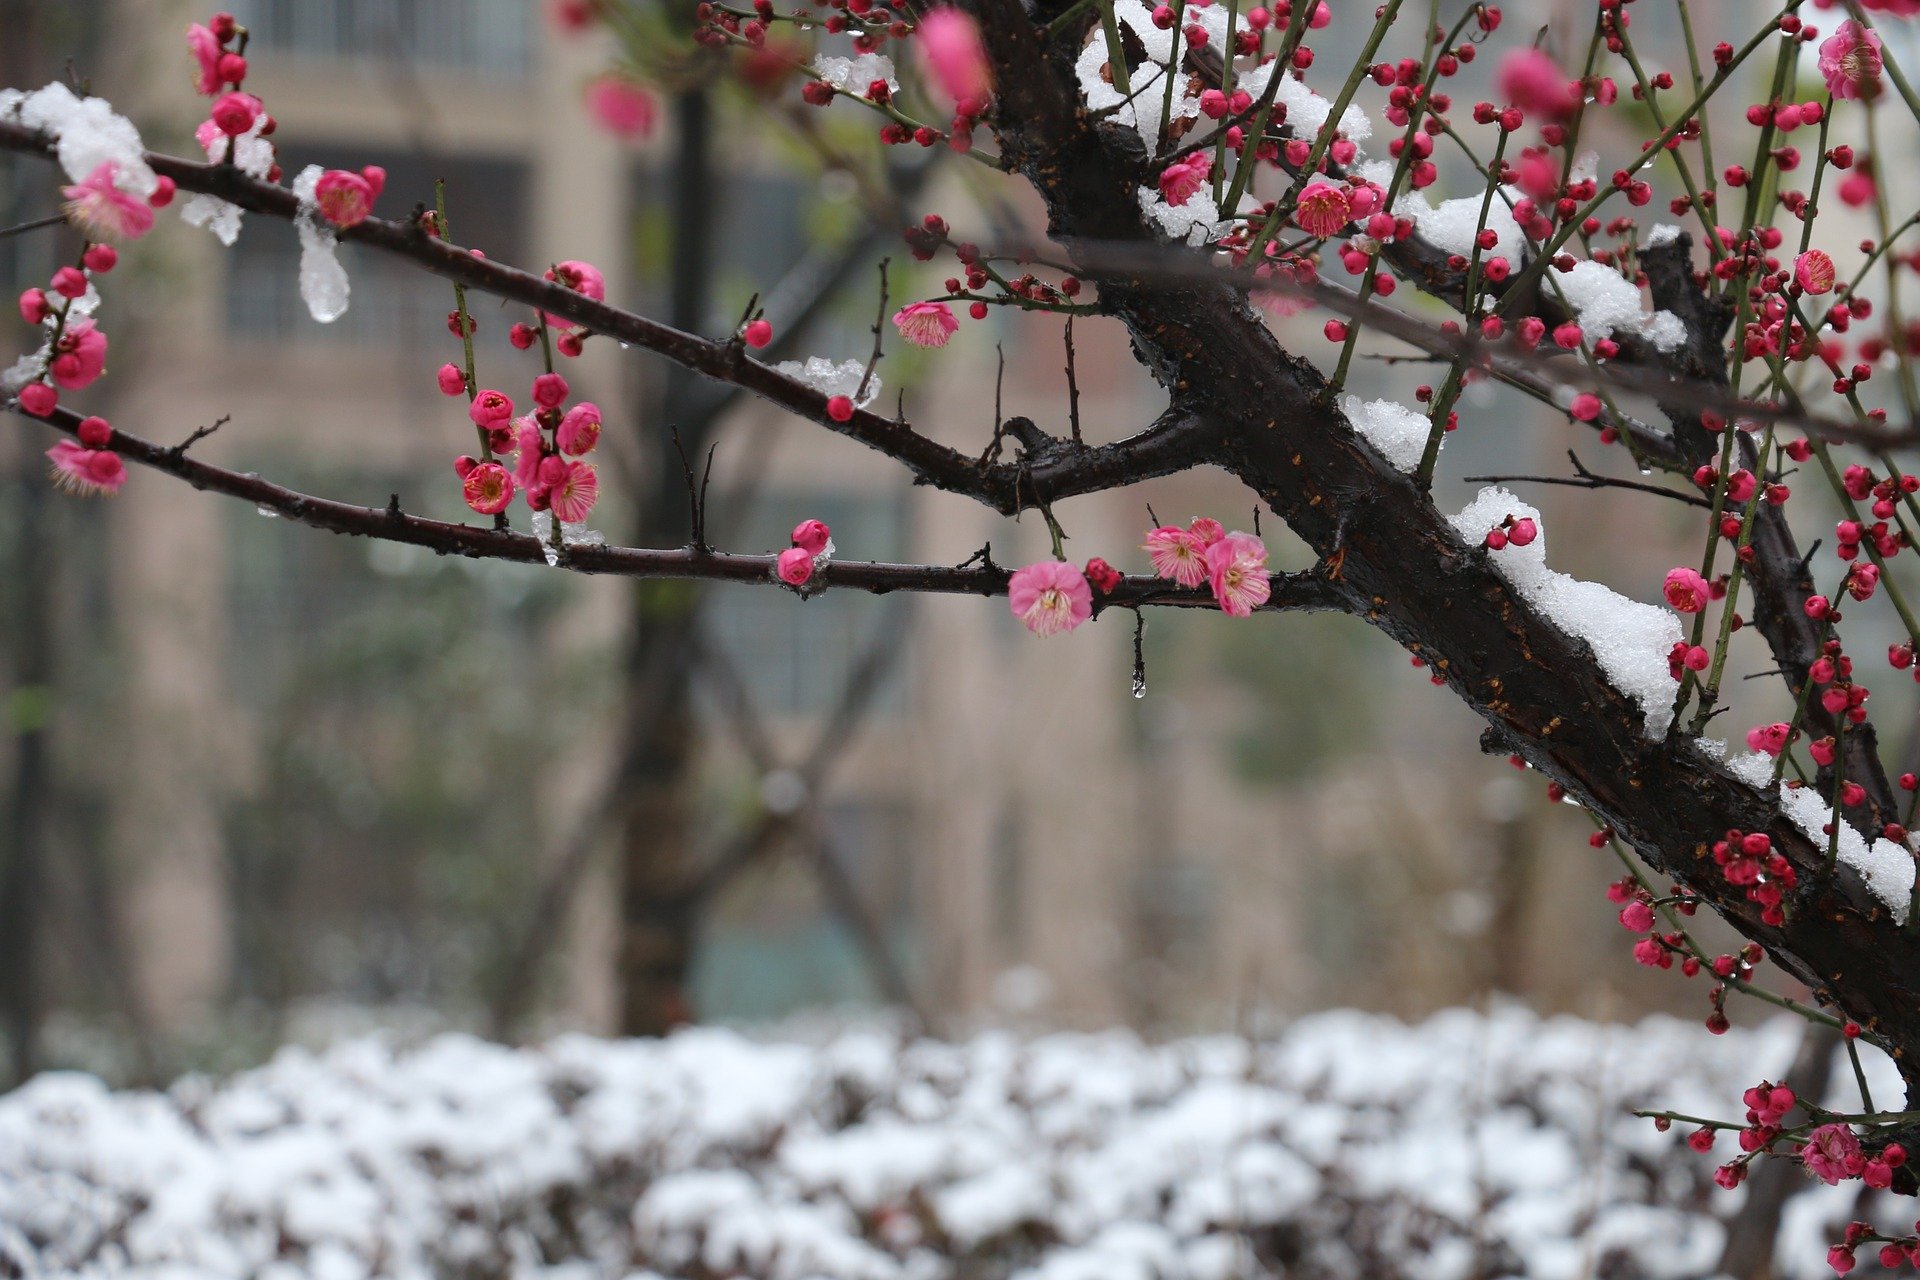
5;402;1344;615
972;0;1920;1097
0;120;1217;515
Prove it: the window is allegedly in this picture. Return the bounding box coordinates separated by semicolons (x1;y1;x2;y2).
223;145;529;346
228;0;533;74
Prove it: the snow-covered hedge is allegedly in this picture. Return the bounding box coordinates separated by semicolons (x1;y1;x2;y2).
0;1007;1870;1280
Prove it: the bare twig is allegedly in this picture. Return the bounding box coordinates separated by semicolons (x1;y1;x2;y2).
1464;451;1711;509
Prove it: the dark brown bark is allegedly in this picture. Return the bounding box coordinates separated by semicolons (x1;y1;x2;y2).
6;20;1920;1104
971;0;1920;1099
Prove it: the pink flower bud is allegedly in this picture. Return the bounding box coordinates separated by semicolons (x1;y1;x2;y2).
437;363;466;396
557;402;602;456
16;382;56;416
744;318;773;348
532;372;570;409
777;546;815;585
209;91;260;136
1664;567;1711;613
791;519;831;555
469;389;514;426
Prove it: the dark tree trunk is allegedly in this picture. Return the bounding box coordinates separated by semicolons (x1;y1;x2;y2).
0;470;51;1085
615;87;717;1036
974;0;1920;1103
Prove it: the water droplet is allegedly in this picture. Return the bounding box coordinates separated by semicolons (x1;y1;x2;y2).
256;505;278;518
1130;611;1147;698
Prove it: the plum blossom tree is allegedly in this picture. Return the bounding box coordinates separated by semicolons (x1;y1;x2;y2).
11;0;1920;1266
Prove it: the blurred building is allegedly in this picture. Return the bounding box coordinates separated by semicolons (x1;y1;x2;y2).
0;0;1804;1078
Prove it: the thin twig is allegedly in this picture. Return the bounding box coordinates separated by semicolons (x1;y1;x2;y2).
166;414;230;460
1064;316;1083;447
856;259;888;404
670;426;706;551
0;213;66;239
1463;451;1711;508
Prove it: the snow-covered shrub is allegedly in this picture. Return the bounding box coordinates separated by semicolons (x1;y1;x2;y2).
0;1007;1880;1280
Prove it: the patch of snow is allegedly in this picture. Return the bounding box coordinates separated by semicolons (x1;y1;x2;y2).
0;1008;1856;1280
772;357;882;408
1724;749;1775;788
1354;159;1396;189
1241;60;1372;143
1;82;157;197
1780;782;1915;923
1552;260;1687;353
1138;185;1224;246
1645;222;1683;247
1342;394;1432;473
1449;486;1682;738
1074;0;1191;149
529;511;606;567
1412;193;1527;266
179;116;275;247
290;166;350;324
811;52;898;96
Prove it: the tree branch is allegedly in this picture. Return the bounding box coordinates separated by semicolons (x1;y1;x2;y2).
0;121;1216;514
969;0;1920;1096
7;402;1343;615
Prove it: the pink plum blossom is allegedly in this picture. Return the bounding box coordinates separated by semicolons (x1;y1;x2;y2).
514;420;547;490
1497;47;1578;120
61;163;155;241
469;388;514;426
186;23;224;95
1158;153;1212;207
463;462;516;515
1796;250;1836;295
533;372;570;409
315;168;383;229
547;459;600;523
1820;22;1884;101
1144;525;1208;587
45;439;126;496
543;260;607;328
1294;183;1351;238
917;8;993;107
585;76;658;139
49;321;108;390
1664;567;1711;614
893;301;960;348
557;402;602;455
1008;560;1093;636
1205;531;1271;616
209;91;262;136
1801;1123;1866;1185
